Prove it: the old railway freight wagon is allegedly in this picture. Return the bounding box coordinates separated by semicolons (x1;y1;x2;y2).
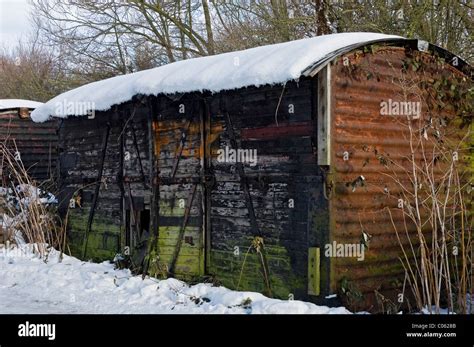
32;33;473;311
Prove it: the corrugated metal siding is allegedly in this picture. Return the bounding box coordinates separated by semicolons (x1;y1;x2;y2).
0;112;57;182
330;46;471;309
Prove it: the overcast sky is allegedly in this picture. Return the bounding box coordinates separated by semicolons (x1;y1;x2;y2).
0;0;33;48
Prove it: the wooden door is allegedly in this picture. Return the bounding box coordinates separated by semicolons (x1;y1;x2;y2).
154;99;205;279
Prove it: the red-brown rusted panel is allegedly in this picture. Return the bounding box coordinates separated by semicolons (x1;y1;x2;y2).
330;46;472;311
241;121;313;140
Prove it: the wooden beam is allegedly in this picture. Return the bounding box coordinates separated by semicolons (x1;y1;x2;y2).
308;247;321;295
143;98;160;277
82;122;110;259
317;64;331;166
200;98;211;276
168;183;198;276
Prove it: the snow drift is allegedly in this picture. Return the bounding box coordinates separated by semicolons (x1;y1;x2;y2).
0;244;351;314
0;99;43;111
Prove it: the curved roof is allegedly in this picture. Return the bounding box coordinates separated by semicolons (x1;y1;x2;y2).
32;32;407;122
45;30;465;123
0;99;43;112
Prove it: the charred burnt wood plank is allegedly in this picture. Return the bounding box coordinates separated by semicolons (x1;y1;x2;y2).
113;176;146;184
129;121;149;189
158;176;202;185
82;123;111;258
170;118;192;180
223;112;261;237
118;115;126;250
168;183;198;276
143;97;160;278
125;180;140;250
202;98;212;273
223;111;273;297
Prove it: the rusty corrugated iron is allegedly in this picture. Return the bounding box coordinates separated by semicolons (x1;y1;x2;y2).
330;46;471;309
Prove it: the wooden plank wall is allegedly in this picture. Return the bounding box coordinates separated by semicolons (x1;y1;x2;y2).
57;80;330;302
0;112;58;183
58;103;152;261
206;80;327;300
154;95;205;278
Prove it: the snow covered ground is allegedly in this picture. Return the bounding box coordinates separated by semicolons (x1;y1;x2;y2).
0;245;351;314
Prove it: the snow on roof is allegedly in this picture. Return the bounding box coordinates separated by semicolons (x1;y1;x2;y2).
31;32;402;122
0;99;44;111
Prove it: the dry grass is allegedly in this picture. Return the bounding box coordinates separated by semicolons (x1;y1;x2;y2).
379;70;473;314
0;139;65;258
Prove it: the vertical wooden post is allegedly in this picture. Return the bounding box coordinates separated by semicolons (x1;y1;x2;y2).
308;247;321;295
317;64;331;166
143;97;160;277
118;110;126;252
200;98;212;275
82;121;110;259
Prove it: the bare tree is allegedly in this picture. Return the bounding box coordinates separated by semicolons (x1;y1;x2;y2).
0;35;75;102
32;0;217;78
328;0;473;63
